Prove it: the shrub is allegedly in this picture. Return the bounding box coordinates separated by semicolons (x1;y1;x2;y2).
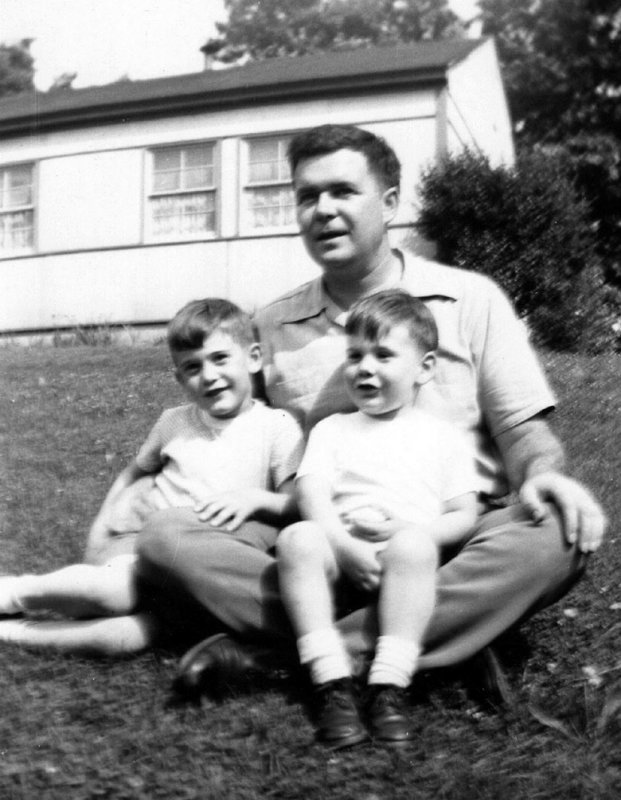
545;134;621;291
416;150;619;351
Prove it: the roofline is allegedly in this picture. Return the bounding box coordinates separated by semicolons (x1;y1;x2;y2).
0;65;450;138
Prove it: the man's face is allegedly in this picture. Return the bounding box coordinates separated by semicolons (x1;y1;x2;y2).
344;324;435;419
173;329;261;419
292;148;398;275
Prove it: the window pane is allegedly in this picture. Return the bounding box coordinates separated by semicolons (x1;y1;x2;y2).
1;164;33;210
248;138;290;184
248;186;295;228
152;145;214;193
183;164;213;189
185;144;213;168
0;210;34;250
153;150;181;173
151;192;215;237
153;170;180;193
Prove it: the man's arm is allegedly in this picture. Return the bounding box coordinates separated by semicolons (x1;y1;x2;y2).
495;415;606;553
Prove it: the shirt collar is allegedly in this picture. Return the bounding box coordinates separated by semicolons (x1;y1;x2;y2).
280;249;460;324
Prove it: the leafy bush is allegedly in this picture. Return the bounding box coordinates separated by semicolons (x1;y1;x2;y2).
416;150;620;352
546;134;621;290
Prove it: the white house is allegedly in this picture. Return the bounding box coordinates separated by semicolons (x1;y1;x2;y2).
0;38;513;335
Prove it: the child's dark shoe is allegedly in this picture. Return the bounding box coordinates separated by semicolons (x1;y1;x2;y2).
366;684;413;744
313;678;368;749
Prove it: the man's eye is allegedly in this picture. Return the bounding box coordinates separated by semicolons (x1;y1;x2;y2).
346;351;361;363
296;192;316;206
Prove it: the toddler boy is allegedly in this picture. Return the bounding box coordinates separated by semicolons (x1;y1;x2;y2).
277;289;478;747
0;298;302;656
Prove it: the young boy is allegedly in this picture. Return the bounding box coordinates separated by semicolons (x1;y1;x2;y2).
276;289;478;748
0;298;303;655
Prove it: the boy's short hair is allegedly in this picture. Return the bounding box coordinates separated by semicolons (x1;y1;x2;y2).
288;124;401;192
345;289;438;353
167;298;255;353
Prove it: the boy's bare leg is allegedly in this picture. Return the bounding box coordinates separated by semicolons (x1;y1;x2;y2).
369;529;438;688
0;612;157;655
277;522;352;683
0;557;137;618
276;521;367;748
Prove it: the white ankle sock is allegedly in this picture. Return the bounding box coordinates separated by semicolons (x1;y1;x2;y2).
297;628;351;686
368;635;421;688
0;577;26;615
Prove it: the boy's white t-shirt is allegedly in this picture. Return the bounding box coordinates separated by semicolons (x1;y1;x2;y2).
135;400;303;510
296;408;477;526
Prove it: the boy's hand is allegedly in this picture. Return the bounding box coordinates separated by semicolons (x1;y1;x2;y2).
336;538;382;592
195;489;261;531
344;506;405;544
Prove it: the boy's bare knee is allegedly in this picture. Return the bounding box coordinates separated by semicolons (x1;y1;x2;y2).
277;521;325;564
383;529;438;571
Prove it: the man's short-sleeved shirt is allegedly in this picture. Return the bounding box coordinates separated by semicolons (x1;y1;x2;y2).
254;251;555;498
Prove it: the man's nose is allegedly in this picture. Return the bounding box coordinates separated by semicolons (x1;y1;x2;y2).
315;191;336;218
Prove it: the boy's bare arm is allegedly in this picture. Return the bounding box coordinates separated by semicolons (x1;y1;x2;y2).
428;492;478;547
297;474;382;591
195;477;299;531
350;493;478;548
84;460;153;562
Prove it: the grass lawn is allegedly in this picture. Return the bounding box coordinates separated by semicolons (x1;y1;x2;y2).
0;344;619;799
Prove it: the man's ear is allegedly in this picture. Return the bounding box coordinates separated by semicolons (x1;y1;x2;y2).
247;342;263;373
416;351;436;386
382;186;399;226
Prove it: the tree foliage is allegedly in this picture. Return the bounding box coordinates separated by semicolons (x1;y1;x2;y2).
204;0;463;64
479;0;621;145
416;150;620;352
0;39;35;98
480;1;621;291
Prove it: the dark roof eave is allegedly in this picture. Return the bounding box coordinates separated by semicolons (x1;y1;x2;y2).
0;67;447;137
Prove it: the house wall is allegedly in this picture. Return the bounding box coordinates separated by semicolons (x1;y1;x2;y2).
445;38;515;166
0;58;513;333
0;88;440;332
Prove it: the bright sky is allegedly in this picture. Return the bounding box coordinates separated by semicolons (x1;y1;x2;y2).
1;0;480;91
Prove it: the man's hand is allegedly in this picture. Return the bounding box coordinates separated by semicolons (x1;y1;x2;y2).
195;489;261;531
520;471;607;553
336;538;382;591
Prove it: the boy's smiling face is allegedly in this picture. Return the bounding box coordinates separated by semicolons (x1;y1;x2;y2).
173;328;261;419
344;323;435;419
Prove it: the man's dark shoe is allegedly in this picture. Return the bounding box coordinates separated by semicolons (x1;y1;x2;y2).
313;678;368;749
365;684;413;744
175;633;265;697
466;645;515;709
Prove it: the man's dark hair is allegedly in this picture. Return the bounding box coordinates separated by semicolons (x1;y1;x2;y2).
288;124;401;191
167;298;255;353
345;289;438;353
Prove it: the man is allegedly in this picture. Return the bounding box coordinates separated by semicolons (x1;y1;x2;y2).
137;124;605;705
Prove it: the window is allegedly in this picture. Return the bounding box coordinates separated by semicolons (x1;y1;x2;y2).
244;137;295;230
0;163;34;253
148;143;216;240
